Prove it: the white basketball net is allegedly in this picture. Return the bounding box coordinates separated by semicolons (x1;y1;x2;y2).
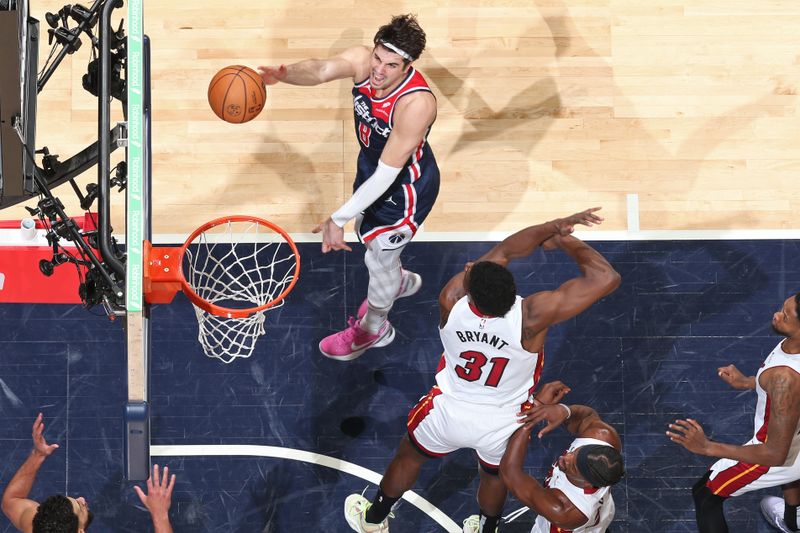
183;220;298;363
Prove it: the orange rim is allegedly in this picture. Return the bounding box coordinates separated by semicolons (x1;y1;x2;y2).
177;215;300;319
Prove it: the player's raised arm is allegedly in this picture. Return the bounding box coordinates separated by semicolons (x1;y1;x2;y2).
501;405;622;529
500;423;590;530
438;209;608;326
257;45;370;86
478;208;604;268
522;234;620;331
1;414;59;533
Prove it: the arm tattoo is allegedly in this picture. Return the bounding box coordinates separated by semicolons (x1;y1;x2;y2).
767;372;800;454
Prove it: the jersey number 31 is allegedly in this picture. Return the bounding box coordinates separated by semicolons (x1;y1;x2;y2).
455;350;510;387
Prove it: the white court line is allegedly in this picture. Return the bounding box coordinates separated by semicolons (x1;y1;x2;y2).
134;228;800;245
626;193;640;232
151;444;461;532
4;229;800;246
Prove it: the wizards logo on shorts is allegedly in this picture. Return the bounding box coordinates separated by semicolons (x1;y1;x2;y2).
388;233;406;245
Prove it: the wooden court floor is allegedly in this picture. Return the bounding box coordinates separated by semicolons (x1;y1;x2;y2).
6;0;800;236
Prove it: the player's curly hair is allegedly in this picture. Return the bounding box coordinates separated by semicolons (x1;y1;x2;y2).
576;445;625;488
32;495;79;533
794;292;800;320
373;14;426;63
467;261;516;317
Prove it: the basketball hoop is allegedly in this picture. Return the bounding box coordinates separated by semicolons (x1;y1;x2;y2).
144;216;300;363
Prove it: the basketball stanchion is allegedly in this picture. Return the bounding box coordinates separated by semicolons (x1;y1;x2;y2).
144;216;300;363
125;0;149;482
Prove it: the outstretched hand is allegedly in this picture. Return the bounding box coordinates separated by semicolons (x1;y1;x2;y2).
31;413;59;457
553;207;604;236
312;218;352;253
256;65;287;85
517;404;572;439
666;418;712;455
134;464;176;528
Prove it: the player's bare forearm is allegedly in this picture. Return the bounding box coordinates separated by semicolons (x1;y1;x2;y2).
703;440;791;467
668;409;794;466
479;221;561;266
717;364;756;390
562;405;600;435
1;451;46;527
2;451;46;503
500;427;540;500
279;59;335;85
556;236;620;290
151;514;174;533
739;376;757;390
481;208;605;266
500;428;583;525
563;406;622;450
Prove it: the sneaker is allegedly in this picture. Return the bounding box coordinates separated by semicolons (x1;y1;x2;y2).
320;317;395;361
462;515;480;533
462;515;498;533
357;270;423;319
761;496;794;533
344;493;391;532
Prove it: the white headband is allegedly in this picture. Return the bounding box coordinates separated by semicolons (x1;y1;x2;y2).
379;40;414;61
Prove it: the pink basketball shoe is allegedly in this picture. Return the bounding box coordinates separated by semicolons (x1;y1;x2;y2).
319;317;395;361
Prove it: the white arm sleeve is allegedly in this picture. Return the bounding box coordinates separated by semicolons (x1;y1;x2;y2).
330;160;403;227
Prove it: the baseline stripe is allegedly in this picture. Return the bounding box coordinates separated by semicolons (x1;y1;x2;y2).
151;444;460;532
134;228;800;246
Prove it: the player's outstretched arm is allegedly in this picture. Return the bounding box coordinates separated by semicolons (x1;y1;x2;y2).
499;424;591;530
438;209;606;325
519;403;622;444
478;208;604;268
134;464;176;533
717;364;756;390
257;45;369;86
524;234;620;329
667;366;800;466
2;414;59;532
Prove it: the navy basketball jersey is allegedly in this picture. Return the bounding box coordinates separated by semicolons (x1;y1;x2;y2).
351;67;440;242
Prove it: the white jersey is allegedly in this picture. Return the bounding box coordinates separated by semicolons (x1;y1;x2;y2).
436;295;542;406
751;340;800;464
707;340;800;497
531;438;615;533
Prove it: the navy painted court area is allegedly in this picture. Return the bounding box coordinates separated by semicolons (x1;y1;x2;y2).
0;239;797;532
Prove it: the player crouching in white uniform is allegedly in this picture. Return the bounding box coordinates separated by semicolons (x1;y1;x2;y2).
500;403;625;533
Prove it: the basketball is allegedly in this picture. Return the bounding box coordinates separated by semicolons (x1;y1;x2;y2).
207;65;266;123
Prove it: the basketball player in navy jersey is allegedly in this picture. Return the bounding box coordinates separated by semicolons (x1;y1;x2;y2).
343;208;621;533
257;14;438;361
500;403;624;533
667;293;800;533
